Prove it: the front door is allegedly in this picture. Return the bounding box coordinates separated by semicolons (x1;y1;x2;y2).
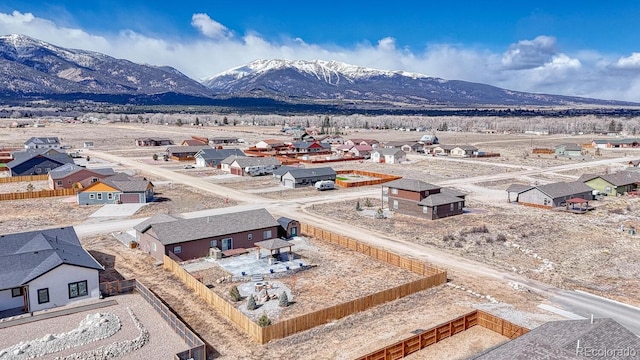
290;226;297;237
222;238;232;251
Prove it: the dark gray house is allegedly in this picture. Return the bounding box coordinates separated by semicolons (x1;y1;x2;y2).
281;167;336;188
135;209;282;262
7;149;74;176
384;178;466;220
517;181;593;208
474;318;640;359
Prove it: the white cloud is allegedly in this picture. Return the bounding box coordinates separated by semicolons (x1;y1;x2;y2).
0;11;639;102
191;13;231;39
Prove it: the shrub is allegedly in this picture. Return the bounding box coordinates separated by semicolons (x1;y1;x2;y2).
442;234;455;242
279;292;289;307
152;153;158;161
246;296;257;310
229;285;241;302
258;314;271;327
26;183;34;192
454;241;463;248
364;198;373;207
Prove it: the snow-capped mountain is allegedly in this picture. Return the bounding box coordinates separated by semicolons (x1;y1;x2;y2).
203;59;623;106
0;34;212;100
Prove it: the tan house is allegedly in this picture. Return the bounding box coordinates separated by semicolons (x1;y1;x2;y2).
255;139;286;150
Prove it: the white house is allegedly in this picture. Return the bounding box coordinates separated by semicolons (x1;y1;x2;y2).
0;227;103;314
24;137;61;149
371;148;407;164
450;146;478;157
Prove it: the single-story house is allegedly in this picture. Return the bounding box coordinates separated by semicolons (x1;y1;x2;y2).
166;145;212;161
475;318;640;360
194;148;245;168
48;163;115;189
278;217;300;238
384;141;423;153
255;139;286;150
337;144;373;158
431;145;456;155
320;135;345;145
345;138;379;147
272;165;302;182
0;227;103;314
24;137;60;149
450;145;478;157
135;209;283;262
281;167;336;188
83;142;94;148
291;130;315;142
516;181;593;208
371;148;406;164
227;157;282;176
181;139;208;146
506;183;534;203
419;134;439;145
7;150;74;176
580;171;640;196
135;138;174;147
290;141;331;153
383;178;465;220
555;143;583;157
209;137;239;145
592;138;640;149
77;173;154;205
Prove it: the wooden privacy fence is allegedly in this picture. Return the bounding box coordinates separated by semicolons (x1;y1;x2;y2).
335;169;402;188
355;310;529;360
163;221;447;344
0;174;48;183
0;188;77;201
99;279;208;360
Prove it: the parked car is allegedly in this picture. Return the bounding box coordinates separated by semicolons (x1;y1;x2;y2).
183;164;195;169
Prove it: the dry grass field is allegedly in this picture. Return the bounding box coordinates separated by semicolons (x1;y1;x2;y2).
2;119;639;358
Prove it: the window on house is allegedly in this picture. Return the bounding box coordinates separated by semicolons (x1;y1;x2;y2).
56;180;63;186
107;193;113;200
89;194;95;199
393;200;398;209
152;242;157;251
173;246;182;254
11;287;23;297
37;288;49;304
68;280;88;299
263;230;272;239
391;188;398;195
36;168;42;174
458;202;462;210
434;206;438;214
45;168;51;172
247;234;252;241
605;186;611;193
450;203;454;211
210;239;217;248
222;238;232;251
97;193;102;200
422;206;428;214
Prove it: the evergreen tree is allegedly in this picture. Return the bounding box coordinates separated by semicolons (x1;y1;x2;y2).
279;292;289;307
229;285;241;302
247;296;257;310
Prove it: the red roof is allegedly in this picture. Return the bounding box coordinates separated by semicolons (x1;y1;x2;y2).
567;198;589;203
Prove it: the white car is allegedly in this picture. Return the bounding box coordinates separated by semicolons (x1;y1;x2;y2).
183;164;195;169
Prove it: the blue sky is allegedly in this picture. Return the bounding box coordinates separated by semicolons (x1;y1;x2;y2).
1;1;640;101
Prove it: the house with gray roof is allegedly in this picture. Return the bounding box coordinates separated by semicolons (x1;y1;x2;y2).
555;143;584;157
280;167;336;188
383;178;466;220
371;148;407;164
194;148;245;168
0;227;103;315
227;156;282;176
47;163;115;189
517;181;593;208
474;318;640;360
77;173;154;205
135;209;283;262
506;183;534;203
592;138;640;149
580;171;640;197
7;149;74;176
23;137;60;149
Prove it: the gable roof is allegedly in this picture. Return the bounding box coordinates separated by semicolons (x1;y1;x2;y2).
258;139;285;145
230;156;282;168
534;181;593;199
24;137;60;146
475;318;640;360
418;193;464;207
182;139;207;146
506;183;535;194
254;238;293;250
195;148;245;160
599;171;640;186
80;173;153;193
384;141;419;148
384;178;439;192
577;173;600;183
272;165;302;176
291;141;330;150
373;148;406;156
0;227;103;289
352;144;373;151
7;151;73;169
48;163;114;179
166;145;212;155
133;213;180;233
452;145;478;151
277;217;297;229
139;208;280;245
556;143;583;151
284;167;336;179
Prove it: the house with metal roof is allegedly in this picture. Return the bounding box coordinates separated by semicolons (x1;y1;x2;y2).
77;173;154;205
134;209;282;262
6;149;74;176
194;148;245;168
517;181;593;208
23;137;60;149
0;227;103;315
371;148;407;164
47;163;115;189
383;178;466;220
475;318;640;360
581;171;640;196
280;167;336;188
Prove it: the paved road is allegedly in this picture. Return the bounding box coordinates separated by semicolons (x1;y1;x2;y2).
82;149;640;333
